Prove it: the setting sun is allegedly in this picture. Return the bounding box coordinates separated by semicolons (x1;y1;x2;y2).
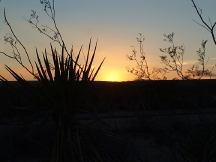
97;68;128;82
103;71;122;82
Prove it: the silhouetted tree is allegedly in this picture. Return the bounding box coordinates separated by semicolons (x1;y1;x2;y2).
160;33;187;80
128;33;215;80
187;40;215;79
160;33;215;80
127;33;167;80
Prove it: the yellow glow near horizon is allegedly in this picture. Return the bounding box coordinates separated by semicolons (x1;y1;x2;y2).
96;68;133;82
103;71;122;82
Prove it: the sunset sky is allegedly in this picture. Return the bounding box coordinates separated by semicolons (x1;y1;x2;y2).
0;0;216;81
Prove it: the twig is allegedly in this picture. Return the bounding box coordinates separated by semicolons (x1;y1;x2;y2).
4;8;35;75
191;0;216;45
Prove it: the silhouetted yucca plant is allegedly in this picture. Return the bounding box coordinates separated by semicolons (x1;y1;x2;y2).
0;40;105;162
2;39;105;85
36;41;104;84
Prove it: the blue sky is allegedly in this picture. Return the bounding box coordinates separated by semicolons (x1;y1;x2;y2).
0;0;216;80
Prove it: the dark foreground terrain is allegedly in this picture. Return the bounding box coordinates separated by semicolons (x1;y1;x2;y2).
0;80;216;162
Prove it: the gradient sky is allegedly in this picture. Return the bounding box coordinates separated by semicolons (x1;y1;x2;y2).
0;0;216;81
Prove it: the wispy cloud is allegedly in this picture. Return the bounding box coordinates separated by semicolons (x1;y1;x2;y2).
183;60;198;65
210;57;216;61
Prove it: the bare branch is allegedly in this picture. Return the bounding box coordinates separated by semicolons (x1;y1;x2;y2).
0;51;15;59
28;20;61;44
191;0;211;30
191;0;216;45
160;33;187;79
27;0;83;71
29;0;76;61
3;8;35;75
127;33;166;80
192;19;211;32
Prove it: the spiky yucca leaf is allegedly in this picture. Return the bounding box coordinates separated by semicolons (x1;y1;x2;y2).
0;75;7;82
84;39;92;74
36;49;48;81
71;47;82;81
4;65;28;85
92;57;105;81
43;49;53;81
82;41;97;81
50;45;60;81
